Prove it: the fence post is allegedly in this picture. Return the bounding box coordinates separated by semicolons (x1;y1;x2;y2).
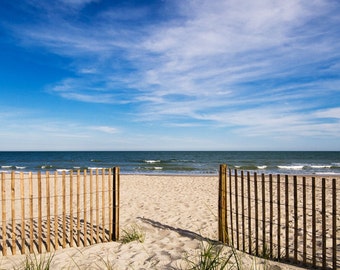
332;178;337;270
112;167;120;241
321;178;326;269
1;172;7;256
235;169;239;250
11;171;16;255
254;172;258;256
38;171;42;253
218;164;227;244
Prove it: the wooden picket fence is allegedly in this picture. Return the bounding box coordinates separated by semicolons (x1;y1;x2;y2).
0;167;120;256
218;164;339;269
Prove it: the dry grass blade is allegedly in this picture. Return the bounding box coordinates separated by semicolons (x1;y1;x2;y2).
120;224;146;244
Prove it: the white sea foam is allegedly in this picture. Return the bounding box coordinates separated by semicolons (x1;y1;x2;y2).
310;165;331;169
315;172;340;175
145;160;161;164
278;165;304;170
154;167;163;170
257;165;267;169
41;165;53;169
1;165;25;170
88;167;103;170
56;169;70;173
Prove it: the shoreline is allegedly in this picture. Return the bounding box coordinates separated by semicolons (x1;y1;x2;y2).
2;170;340;177
1;151;340;176
0;169;340;177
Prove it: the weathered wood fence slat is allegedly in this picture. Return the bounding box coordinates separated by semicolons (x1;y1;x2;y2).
0;167;120;256
218;164;339;269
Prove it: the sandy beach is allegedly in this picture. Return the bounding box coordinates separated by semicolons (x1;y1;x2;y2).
0;174;311;269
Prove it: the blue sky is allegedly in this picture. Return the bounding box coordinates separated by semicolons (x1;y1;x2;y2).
0;0;339;151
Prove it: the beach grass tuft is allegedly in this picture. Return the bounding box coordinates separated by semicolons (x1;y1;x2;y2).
183;241;242;270
22;252;55;270
120;224;146;244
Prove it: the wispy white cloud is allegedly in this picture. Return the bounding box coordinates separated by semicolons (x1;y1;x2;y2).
58;0;99;7
314;107;340;119
89;126;119;134
6;0;340;144
0;107;123;150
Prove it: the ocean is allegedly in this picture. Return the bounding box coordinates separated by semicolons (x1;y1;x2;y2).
0;151;339;175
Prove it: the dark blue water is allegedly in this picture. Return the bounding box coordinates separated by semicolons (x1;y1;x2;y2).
0;151;339;175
